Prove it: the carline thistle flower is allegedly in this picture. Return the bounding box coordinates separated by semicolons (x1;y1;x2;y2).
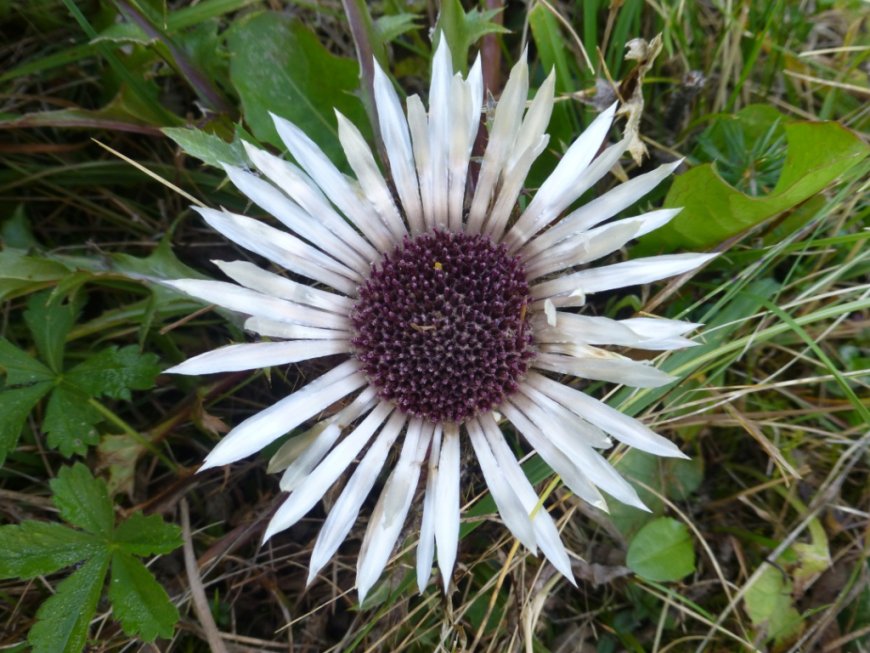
164;39;715;600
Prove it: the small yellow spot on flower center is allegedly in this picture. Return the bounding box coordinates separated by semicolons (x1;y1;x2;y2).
433;261;443;271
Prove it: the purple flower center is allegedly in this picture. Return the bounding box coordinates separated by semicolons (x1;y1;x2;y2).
351;229;535;423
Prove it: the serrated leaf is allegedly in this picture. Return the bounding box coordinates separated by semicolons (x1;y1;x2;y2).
226;12;368;161
108;551;179;641
636;109;870;254
0;338;54;385
65;345;160;401
23;291;82;374
163;126;249;168
113;513;182;556
374;13;419;44
0;521;102;579
744;565;804;646
50;463;114;536
435;0;507;72
43;386;103;456
0;381;53;466
626;517;695;582
27;552;110;653
0;248;70;283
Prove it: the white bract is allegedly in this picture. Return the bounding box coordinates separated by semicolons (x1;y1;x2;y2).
166;38;714;600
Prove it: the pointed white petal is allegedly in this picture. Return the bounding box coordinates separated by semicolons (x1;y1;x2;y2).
214;260;352;314
263;404;398;541
202;360;365;470
521;159;681;259
275;387;378;483
504;103;617;249
335;111;407;242
241;143;378;265
416;425;442;593
308;412;407;584
166;340;350;375
479;414;575;581
525;208;682;279
426;37;453;229
373;59;423;233
406;94;431;233
192;207;360;294
533;311;698;351
163;279;347;329
515;390;647;509
244;317;347;341
356;420;431;600
500;400;611;510
533;352;676;388
223;158;371;273
531;253;718;306
447;74;471;230
483;71;555;240
619;316;703;339
271;113;394;252
527;372;687;458
466;420;538;552
434;423;460;592
466;53;530;234
509;382;612;449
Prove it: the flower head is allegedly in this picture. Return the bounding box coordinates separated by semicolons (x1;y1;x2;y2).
165;39;714;599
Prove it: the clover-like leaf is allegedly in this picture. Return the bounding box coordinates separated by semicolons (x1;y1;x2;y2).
0;521;102;579
113;512;182;557
65;345;161;401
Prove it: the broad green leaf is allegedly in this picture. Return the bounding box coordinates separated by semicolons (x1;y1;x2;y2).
636;110;869;254
108;551;179;641
0;338;53;385
0;249;71;301
374;13;420;44
113;513;182;556
626;517;695;582
0;381;53;466
43;386;103;456
226;12;368;161
65;345;160;401
744;565;804;646
435;0;507;72
163;126;249;168
49;463;114;536
24;291;81;374
28;552;110;653
0;521;102;579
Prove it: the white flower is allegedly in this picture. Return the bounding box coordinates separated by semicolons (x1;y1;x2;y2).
166;39;715;600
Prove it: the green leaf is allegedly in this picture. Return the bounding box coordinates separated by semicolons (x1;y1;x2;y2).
2;205;40;249
226;12;368;162
43;386;103;456
0;249;71;301
0;338;54;386
626;517;695;582
0;521;102;579
374;13;420;44
65;345;160;401
113;513;182;556
49;463;114;536
636;109;870;254
27;552;110;653
744;565;804;646
0;381;53;466
108;551;179;641
163;126;250;168
24;291;81;374
435;0;507;72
